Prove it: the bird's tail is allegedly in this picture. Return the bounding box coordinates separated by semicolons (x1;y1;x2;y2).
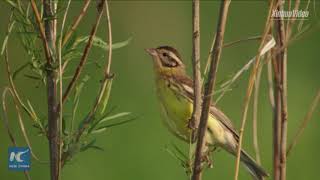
240;150;269;180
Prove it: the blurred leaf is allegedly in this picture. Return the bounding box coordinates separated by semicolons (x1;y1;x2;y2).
164;145;186;165
80;139;104;152
1;20;15;55
91;127;108;134
76;36;132;51
72;75;90;132
97;79;113;115
96;117;136;130
171;143;188;160
12;62;29;80
75;75;90;100
98;112;131;125
4;0;18;9
24;74;41;80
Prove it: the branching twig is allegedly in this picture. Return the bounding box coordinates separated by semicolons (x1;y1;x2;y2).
61;0;110;166
30;0;52;63
62;0;91;47
191;1;231;180
190;0;202;141
287;89;320;156
61;0;105;105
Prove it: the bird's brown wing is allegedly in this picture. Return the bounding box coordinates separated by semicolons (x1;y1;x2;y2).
172;74;240;141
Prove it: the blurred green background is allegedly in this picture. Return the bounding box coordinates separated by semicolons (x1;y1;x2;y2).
1;1;319;180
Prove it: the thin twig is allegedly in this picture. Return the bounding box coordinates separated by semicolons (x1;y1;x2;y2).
234;1;275;179
30;0;52;63
62;0;91;47
204;35;262;79
203;33;215;77
4;49;44;162
285;0;300;42
287;89;320;156
61;0;105;105
104;0;112;76
2;12;47;136
2;87;43;162
2;88;32;180
223;35;262;48
61;0;108;166
267;52;275;109
190;0;202;141
57;0;72;176
253;62;263;164
272;49;281;180
191;1;231;180
216;35;275;103
75;0;110;140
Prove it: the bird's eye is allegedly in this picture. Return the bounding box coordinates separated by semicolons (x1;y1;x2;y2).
162;52;168;57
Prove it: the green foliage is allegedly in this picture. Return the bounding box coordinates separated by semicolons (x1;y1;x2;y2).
75;36;132;51
1;0;133;168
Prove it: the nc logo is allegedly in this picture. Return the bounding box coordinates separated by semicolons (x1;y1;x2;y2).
8;147;31;171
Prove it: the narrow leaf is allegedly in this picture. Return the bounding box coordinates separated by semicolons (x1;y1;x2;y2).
98;112;131;125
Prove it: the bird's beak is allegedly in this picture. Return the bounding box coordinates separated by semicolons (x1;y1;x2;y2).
145;48;157;57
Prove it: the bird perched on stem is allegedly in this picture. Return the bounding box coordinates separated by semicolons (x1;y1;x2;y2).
146;46;268;180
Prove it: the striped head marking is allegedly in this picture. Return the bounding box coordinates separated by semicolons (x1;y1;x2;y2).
145;46;185;72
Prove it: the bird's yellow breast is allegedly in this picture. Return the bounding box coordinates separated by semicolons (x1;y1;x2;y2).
156;78;193;140
155;77;228;145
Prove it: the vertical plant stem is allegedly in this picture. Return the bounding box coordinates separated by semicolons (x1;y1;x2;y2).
253;63;263;164
267;54;275;109
104;0;112;76
190;0;201;141
43;0;59;179
273;54;281;180
191;1;231;180
275;2;288;179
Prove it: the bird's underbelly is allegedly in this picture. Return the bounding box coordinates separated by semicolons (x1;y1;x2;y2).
157;82;193;139
156;80;229;145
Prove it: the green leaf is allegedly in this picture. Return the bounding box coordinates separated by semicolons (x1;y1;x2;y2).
80;139;104;152
97;79;113;115
75;36;132;51
96;117;136;129
98;112;131;125
64;31;78;52
91;127;108;134
171;143;188;160
12;62;29;80
4;0;18;9
1;20;15;55
164;145;186;164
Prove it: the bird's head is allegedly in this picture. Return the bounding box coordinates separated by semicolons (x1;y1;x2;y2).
145;46;185;75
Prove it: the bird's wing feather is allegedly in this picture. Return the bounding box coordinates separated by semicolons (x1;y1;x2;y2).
171;74;240;141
